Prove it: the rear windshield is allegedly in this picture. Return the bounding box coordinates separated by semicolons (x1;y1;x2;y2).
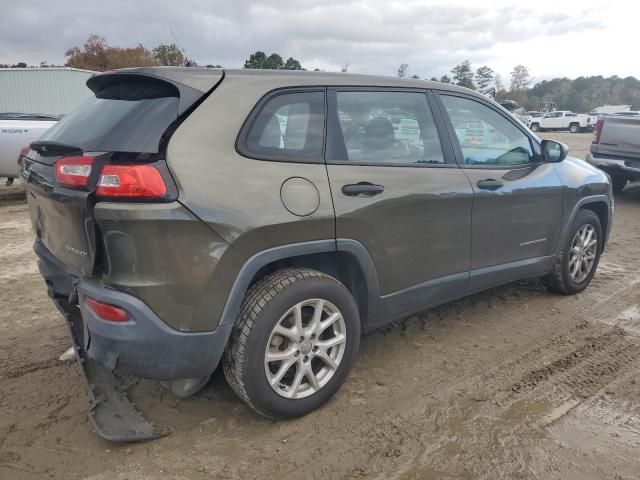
38;79;179;153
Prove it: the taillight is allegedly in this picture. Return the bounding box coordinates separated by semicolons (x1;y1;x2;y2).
55;155;96;187
592;118;603;144
17;145;30;164
96;164;167;198
84;296;129;323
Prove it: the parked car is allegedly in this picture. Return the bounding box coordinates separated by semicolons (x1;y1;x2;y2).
529;110;593;133
0;113;59;184
587;114;640;192
20;68;613;441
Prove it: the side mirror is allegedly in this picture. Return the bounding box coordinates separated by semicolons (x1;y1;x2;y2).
541;139;568;163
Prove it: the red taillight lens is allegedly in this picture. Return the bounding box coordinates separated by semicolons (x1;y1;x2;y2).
96;164;167;198
55;155;96;187
84;296;129;323
592;118;603;144
17;145;30;164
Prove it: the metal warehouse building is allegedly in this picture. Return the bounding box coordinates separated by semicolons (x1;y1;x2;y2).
0;67;95;116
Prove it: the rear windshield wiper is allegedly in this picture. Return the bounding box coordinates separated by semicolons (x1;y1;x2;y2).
30;141;83;157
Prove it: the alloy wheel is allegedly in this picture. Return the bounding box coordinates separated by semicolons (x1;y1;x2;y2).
569;224;598;283
264;299;347;399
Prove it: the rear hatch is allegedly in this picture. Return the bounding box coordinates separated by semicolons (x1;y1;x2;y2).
20;69;223;276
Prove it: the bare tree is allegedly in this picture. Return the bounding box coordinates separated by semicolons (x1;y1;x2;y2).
341;59;350;73
397;63;409;78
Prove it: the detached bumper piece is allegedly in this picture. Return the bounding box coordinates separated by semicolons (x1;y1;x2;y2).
53;299;165;442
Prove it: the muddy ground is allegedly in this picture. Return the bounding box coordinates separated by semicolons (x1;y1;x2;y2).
1;132;639;479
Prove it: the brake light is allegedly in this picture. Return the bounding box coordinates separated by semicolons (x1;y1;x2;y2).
592;118;604;144
16;145;30;164
96;164;167;198
84;296;129;323
55;155;96;187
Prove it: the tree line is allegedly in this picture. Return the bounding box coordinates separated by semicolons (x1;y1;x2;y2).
1;35;303;72
398;60;530;93
398;60;640;111
2;35;638;112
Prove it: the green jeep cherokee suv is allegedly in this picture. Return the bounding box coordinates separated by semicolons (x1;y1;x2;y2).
20;68;613;440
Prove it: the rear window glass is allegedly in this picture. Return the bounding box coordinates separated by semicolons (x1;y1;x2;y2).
38;80;179;154
240;91;325;162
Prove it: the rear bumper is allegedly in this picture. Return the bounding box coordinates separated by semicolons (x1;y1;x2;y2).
36;240;232;380
586;153;640;177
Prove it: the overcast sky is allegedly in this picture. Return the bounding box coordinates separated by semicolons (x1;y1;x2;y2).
0;0;635;83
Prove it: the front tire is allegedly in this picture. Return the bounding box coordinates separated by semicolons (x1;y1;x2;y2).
530;123;540;132
223;268;360;419
545;209;602;295
569;123;580;133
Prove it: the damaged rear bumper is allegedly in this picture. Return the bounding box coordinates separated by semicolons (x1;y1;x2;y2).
36;239;232;381
53;298;164;442
35;239;233;441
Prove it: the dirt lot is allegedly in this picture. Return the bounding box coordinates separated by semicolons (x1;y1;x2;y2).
2;132;640;479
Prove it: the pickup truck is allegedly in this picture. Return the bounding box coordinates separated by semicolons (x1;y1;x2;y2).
587;114;640;192
529;111;593;134
1;113;59;185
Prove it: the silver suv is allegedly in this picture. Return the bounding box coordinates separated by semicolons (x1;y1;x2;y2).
20;68;613;441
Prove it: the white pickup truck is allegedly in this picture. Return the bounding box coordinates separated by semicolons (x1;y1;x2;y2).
529;111;593;134
1;113;59;185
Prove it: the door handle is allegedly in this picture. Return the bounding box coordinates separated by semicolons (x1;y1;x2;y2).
342;182;385;197
476;179;504;191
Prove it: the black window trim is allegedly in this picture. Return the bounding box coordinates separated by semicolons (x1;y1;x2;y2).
325;86;457;168
235;86;327;164
432;90;543;170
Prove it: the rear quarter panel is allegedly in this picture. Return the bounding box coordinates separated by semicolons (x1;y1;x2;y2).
166;74;335;262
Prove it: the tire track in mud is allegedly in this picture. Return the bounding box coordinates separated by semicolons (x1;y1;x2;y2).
505;275;640;399
253;269;640;480
375;267;640;479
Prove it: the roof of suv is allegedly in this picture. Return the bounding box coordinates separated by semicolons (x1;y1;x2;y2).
101;66;482;98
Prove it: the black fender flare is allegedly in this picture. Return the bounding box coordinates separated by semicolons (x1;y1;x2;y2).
218;238;381;328
554;194;612;255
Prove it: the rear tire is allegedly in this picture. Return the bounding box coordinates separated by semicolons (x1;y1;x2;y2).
545;209;602;295
569;123;580;133
610;173;628;193
223;268;360;419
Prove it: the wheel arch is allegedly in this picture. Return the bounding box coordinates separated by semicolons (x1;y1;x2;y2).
580;200;610;245
218;239;381;331
557;195;611;255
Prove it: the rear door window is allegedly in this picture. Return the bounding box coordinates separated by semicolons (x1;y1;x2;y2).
331;91;444;165
240;91;325;162
38;78;180;154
